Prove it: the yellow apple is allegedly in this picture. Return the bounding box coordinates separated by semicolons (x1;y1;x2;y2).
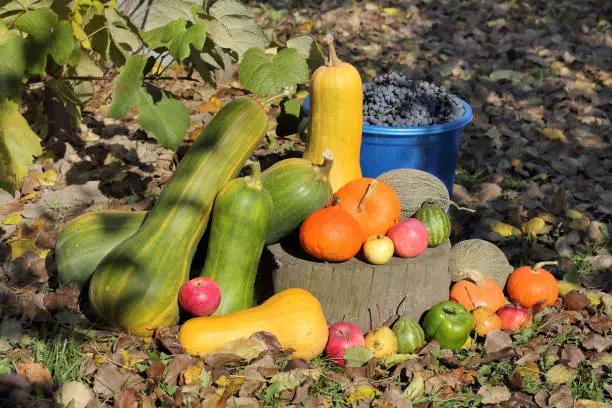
364;326;398;359
362;235;394;265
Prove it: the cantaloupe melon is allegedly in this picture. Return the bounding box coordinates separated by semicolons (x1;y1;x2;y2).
376;169;449;220
449;239;514;289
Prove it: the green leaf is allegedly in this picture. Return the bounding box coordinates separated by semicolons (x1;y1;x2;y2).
0;98;43;193
15;8;73;74
108;55;189;150
141;0;199;31
286;34;325;72
239;47;308;97
207;0;266;60
0;27;26;99
0;0;54;25
343;346;374;367
105;8;141;54
47;80;83;125
161;19;206;61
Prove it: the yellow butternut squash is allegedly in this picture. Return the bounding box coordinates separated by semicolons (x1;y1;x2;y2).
304;34;363;192
179;288;328;360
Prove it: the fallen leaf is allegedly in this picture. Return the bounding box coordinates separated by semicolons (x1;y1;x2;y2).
207;336;268;362
540;128;567;142
563;290;590;310
382;7;402;17
147;361;165;381
344;346;374;367
17;363;52;386
2;213;22;225
0;201;24;216
93;363;144;398
250;331;282;354
588;352;612;369
378;387;412;407
489;70;523;84
9;239;39;260
560;344;585;368
534;389;549;407
582;333;611;352
545;364;577;385
225;397;259;408
114;387;140;408
56;380;94;408
521;217;547;236
346;381;377;404
475;183;502;203
197;96;223;114
477;385;511;404
383;353;419;368
575;400;612;408
37;169;58;187
162;354;195;385
490;221;521;237
548;385;574;408
484;329;512;354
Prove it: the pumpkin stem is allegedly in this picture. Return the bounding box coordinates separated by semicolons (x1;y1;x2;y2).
449;201;476;213
245;160;263;190
331;196;341;206
357;180;378;212
324;33;342;67
533;261;559;272
313;147;335;182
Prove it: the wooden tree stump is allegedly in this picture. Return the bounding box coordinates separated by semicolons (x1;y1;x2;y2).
260;236;451;332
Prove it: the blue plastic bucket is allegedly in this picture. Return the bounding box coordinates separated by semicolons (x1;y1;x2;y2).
302;95;473;195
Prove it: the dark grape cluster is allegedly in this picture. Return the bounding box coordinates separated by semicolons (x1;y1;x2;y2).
363;72;465;127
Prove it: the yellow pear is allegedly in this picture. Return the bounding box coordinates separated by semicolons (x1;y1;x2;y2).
364;327;398;359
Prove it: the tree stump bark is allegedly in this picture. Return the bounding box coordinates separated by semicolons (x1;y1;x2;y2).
260;236;451;332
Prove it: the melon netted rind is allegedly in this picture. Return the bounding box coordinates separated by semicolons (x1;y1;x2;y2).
376;169;450;220
449;239;514;289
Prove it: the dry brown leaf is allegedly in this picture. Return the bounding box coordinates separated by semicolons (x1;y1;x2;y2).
161;354;196;385
17;362;52;386
534;389;549;408
114;387;140;408
56;380;94;408
560;344;585;368
586;315;611;334
588;352;612;369
147;361;165;381
378;387;412;408
484;329;512;354
548;385;574;408
225;397;259;408
93;363;143;398
475;183;502;203
582;333;611;352
477;385;511;404
207;336;268;362
563;290;590;310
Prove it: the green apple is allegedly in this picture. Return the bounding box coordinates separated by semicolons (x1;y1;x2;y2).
362;235;394;265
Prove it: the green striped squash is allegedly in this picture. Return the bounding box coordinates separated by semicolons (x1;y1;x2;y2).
56;210;146;286
392;315;425;353
262;148;334;245
200;161;273;315
414;203;451;247
88;98;268;336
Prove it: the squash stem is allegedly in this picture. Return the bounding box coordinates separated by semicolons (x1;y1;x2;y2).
245;160;263;190
313;147;335;181
324;33;342;67
532;261;558;272
357;180;377;212
449;201;476;213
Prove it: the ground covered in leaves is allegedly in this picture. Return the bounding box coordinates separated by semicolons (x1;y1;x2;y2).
0;0;611;406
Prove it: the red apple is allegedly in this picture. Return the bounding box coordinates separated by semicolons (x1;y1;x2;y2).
325;322;366;365
363;235;394;265
386;219;429;258
497;304;532;333
179;277;222;316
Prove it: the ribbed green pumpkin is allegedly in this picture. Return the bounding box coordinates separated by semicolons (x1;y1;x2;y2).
200;161;273;315
392;316;426;353
88;98;267;336
414;203;451;247
56;210;146;286
262;148;334;245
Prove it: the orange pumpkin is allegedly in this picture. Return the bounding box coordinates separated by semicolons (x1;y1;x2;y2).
299;199;363;262
449;278;506;312
333;178;400;240
472;306;502;336
506;261;559;308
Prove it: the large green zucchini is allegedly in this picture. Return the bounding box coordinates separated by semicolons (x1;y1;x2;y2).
200;161;273;315
88;98;268;336
262;148;334;245
55;210;146;286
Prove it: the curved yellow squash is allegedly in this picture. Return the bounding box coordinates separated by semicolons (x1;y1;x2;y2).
304;34;363;192
179;288;329;360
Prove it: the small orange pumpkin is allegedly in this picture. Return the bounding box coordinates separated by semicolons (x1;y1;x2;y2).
506;261;559;308
472;306;502;336
333;178;401;240
449;278;506;312
299;198;363;262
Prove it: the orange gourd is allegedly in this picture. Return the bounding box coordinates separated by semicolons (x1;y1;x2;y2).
471;306;502;336
333;178;401;241
299;198;363;262
304;34;363;192
179;288;328;360
449;278;506;312
506;261;559;308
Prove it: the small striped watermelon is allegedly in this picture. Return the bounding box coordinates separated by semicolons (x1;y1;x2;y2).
392;316;425;353
415;203;451;247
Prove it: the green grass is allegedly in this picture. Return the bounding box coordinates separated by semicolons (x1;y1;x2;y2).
568;361;610;402
33;334;86;384
454;168;488;189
